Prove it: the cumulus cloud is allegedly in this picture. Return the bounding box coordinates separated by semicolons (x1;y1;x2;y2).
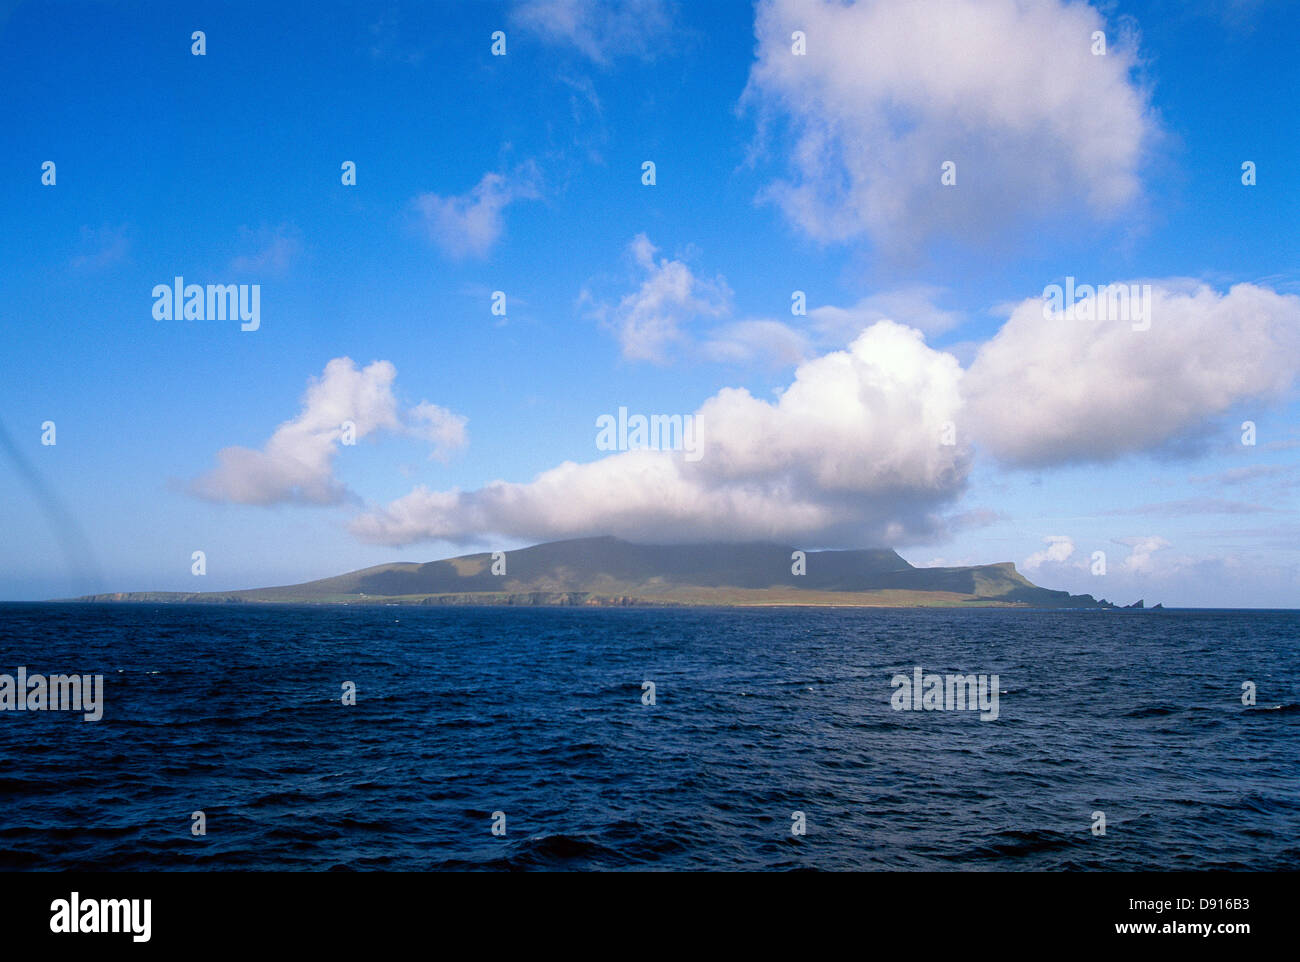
964;282;1300;466
189;358;467;506
350;321;969;546
742;0;1156;251
1021;533;1177;580
1115;535;1171;574
413;163;540;259
1022;533;1171;577
1025;535;1076;569
511;0;674;64
339;276;1297;551
585;233;732;362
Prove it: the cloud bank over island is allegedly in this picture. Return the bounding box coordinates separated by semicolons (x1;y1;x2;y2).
326;280;1298;548
349;320;969;546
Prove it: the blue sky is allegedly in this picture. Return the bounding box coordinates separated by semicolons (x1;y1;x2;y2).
1;0;1297;606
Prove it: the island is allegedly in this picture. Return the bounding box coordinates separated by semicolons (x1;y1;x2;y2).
70;536;1141;608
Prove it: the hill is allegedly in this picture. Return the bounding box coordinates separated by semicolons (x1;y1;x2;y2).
72;535;1114;608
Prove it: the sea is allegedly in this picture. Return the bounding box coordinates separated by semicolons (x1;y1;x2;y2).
0;603;1296;871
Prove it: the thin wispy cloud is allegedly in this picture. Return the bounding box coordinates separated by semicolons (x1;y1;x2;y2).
1189;464;1297;486
810;287;966;339
1105;498;1282;517
700;319;810;367
231;224;302;275
511;0;675;64
70;224;129;271
413;162;541;260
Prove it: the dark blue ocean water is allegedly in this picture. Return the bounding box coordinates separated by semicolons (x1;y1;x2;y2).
0;603;1296;871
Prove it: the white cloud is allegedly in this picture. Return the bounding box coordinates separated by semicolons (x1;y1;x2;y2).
511;0;674;64
341;277;1299;552
591;241;969;367
413;163;540;259
407;402;469;462
1025;535;1077;569
1021;540;1298;608
350;321;969;546
1017;532;1186;585
964;282;1300;466
189;358;466;506
810;287;965;339
742;0;1156;251
587;233;732;362
1115;535;1171;574
700;319;810;367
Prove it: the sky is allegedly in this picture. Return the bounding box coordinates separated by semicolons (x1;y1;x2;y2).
1;0;1297;606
